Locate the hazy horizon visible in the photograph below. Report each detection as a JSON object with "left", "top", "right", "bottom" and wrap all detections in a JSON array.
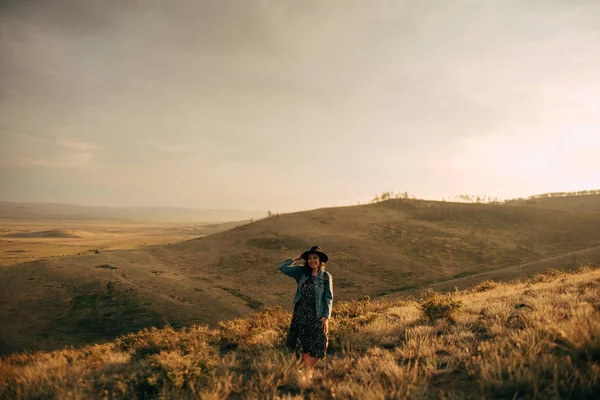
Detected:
[
  {"left": 1, "top": 0, "right": 599, "bottom": 213},
  {"left": 0, "top": 199, "right": 264, "bottom": 212},
  {"left": 2, "top": 187, "right": 600, "bottom": 215}
]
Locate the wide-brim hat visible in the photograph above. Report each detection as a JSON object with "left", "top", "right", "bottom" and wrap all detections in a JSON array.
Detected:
[{"left": 301, "top": 246, "right": 328, "bottom": 263}]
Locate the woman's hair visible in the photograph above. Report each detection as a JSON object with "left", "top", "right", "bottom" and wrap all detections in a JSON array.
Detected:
[{"left": 302, "top": 255, "right": 326, "bottom": 275}]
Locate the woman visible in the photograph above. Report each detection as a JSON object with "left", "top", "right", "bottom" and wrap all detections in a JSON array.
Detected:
[{"left": 279, "top": 246, "right": 333, "bottom": 370}]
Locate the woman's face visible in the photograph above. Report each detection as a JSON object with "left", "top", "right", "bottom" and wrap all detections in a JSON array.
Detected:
[{"left": 307, "top": 253, "right": 321, "bottom": 270}]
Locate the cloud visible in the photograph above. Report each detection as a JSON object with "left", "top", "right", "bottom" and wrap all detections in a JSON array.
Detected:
[
  {"left": 1, "top": 127, "right": 99, "bottom": 150},
  {"left": 143, "top": 138, "right": 197, "bottom": 154},
  {"left": 155, "top": 144, "right": 188, "bottom": 153},
  {"left": 56, "top": 138, "right": 99, "bottom": 150},
  {"left": 0, "top": 126, "right": 101, "bottom": 170},
  {"left": 17, "top": 152, "right": 97, "bottom": 169},
  {"left": 0, "top": 126, "right": 53, "bottom": 143}
]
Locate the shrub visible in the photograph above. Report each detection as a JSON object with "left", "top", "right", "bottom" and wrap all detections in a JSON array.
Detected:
[
  {"left": 419, "top": 290, "right": 462, "bottom": 322},
  {"left": 472, "top": 280, "right": 498, "bottom": 292},
  {"left": 575, "top": 264, "right": 593, "bottom": 274},
  {"left": 215, "top": 307, "right": 289, "bottom": 352},
  {"left": 527, "top": 268, "right": 568, "bottom": 283},
  {"left": 95, "top": 264, "right": 117, "bottom": 270}
]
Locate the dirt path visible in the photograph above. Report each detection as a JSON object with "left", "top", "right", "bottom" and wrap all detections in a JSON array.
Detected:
[{"left": 384, "top": 244, "right": 600, "bottom": 298}]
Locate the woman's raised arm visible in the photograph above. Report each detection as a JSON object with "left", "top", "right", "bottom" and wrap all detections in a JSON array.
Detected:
[{"left": 278, "top": 255, "right": 304, "bottom": 281}]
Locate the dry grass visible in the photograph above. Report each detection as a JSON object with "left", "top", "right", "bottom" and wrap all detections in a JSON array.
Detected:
[{"left": 2, "top": 266, "right": 599, "bottom": 399}]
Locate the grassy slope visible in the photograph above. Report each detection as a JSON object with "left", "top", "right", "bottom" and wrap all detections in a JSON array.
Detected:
[
  {"left": 2, "top": 199, "right": 600, "bottom": 355},
  {"left": 1, "top": 266, "right": 599, "bottom": 399}
]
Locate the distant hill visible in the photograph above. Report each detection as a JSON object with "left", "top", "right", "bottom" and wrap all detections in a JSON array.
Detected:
[
  {"left": 2, "top": 198, "right": 600, "bottom": 354},
  {"left": 0, "top": 201, "right": 265, "bottom": 222},
  {"left": 504, "top": 191, "right": 600, "bottom": 212},
  {"left": 1, "top": 266, "right": 598, "bottom": 399},
  {"left": 4, "top": 229, "right": 82, "bottom": 238}
]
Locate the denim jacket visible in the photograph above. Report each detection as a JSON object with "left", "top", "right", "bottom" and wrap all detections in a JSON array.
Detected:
[{"left": 279, "top": 258, "right": 333, "bottom": 319}]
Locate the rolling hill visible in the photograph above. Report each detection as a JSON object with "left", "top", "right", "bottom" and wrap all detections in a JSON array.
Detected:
[
  {"left": 4, "top": 229, "right": 82, "bottom": 239},
  {"left": 504, "top": 192, "right": 600, "bottom": 212},
  {"left": 2, "top": 198, "right": 600, "bottom": 355}
]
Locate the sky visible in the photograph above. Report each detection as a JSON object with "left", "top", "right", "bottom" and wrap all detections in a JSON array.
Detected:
[{"left": 1, "top": 0, "right": 599, "bottom": 213}]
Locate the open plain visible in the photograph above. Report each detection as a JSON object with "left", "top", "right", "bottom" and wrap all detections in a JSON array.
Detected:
[{"left": 0, "top": 217, "right": 242, "bottom": 267}]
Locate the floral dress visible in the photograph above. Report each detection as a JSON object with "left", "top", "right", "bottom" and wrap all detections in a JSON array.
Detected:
[{"left": 286, "top": 275, "right": 328, "bottom": 358}]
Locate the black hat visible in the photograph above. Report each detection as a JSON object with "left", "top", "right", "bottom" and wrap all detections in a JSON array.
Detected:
[{"left": 301, "top": 246, "right": 328, "bottom": 263}]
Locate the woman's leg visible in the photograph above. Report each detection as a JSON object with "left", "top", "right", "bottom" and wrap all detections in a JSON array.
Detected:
[
  {"left": 287, "top": 310, "right": 301, "bottom": 351},
  {"left": 301, "top": 318, "right": 327, "bottom": 370},
  {"left": 302, "top": 353, "right": 320, "bottom": 370}
]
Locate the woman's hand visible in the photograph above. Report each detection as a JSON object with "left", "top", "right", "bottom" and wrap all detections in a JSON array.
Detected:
[
  {"left": 292, "top": 254, "right": 302, "bottom": 262},
  {"left": 321, "top": 318, "right": 329, "bottom": 335}
]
